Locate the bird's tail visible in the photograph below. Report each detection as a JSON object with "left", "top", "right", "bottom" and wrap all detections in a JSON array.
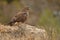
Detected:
[{"left": 7, "top": 21, "right": 15, "bottom": 26}]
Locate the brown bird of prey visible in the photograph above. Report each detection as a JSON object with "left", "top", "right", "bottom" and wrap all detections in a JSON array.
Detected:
[{"left": 8, "top": 7, "right": 30, "bottom": 26}]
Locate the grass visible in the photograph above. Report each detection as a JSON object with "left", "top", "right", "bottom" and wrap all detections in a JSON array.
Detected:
[{"left": 38, "top": 8, "right": 60, "bottom": 40}]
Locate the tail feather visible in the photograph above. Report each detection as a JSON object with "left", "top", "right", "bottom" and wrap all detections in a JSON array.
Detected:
[{"left": 7, "top": 21, "right": 15, "bottom": 26}]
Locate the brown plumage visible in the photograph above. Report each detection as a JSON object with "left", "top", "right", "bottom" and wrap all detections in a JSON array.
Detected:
[{"left": 8, "top": 7, "right": 29, "bottom": 26}]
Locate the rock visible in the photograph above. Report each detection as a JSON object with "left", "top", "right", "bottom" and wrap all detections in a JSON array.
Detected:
[{"left": 0, "top": 23, "right": 48, "bottom": 40}]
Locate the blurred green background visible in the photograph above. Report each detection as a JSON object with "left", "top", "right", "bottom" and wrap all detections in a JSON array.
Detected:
[{"left": 0, "top": 0, "right": 60, "bottom": 40}]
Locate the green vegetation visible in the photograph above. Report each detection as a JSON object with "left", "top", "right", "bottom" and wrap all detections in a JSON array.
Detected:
[{"left": 38, "top": 8, "right": 60, "bottom": 40}]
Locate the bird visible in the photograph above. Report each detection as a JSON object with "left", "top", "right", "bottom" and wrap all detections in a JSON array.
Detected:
[{"left": 8, "top": 7, "right": 30, "bottom": 26}]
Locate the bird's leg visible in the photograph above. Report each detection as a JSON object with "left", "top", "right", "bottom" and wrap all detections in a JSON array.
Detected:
[{"left": 13, "top": 22, "right": 18, "bottom": 26}]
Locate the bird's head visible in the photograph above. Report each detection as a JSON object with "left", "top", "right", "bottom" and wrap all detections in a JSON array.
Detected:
[{"left": 22, "top": 7, "right": 30, "bottom": 12}]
